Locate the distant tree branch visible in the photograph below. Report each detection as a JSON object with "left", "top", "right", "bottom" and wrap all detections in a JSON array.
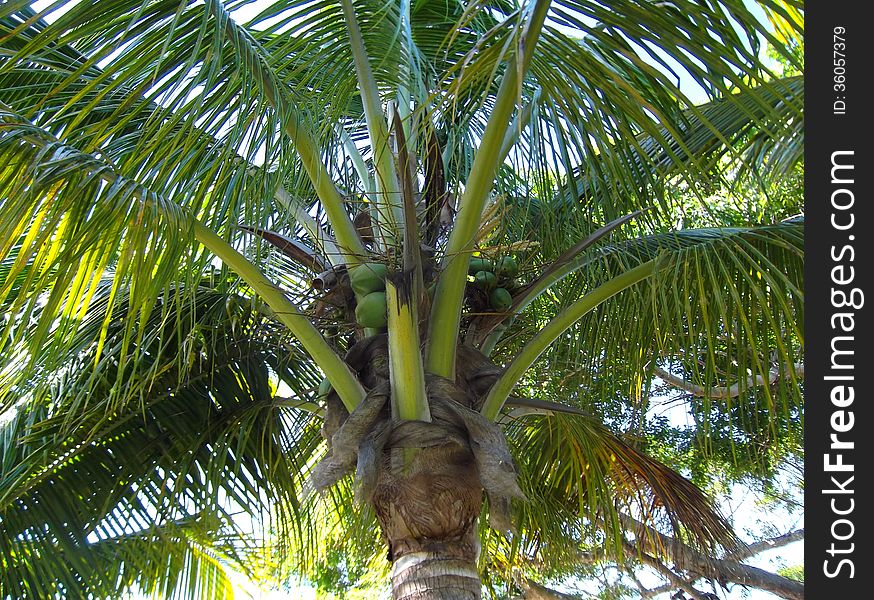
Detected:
[
  {"left": 619, "top": 515, "right": 804, "bottom": 600},
  {"left": 726, "top": 529, "right": 804, "bottom": 562},
  {"left": 639, "top": 581, "right": 683, "bottom": 599},
  {"left": 623, "top": 541, "right": 714, "bottom": 600},
  {"left": 515, "top": 580, "right": 585, "bottom": 599},
  {"left": 653, "top": 363, "right": 804, "bottom": 399}
]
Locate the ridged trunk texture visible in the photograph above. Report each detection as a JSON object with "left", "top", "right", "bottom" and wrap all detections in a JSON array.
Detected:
[
  {"left": 391, "top": 550, "right": 481, "bottom": 600},
  {"left": 372, "top": 442, "right": 483, "bottom": 600}
]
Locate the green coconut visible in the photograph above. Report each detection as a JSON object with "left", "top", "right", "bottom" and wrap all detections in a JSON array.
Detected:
[
  {"left": 495, "top": 256, "right": 518, "bottom": 278},
  {"left": 474, "top": 270, "right": 498, "bottom": 289},
  {"left": 489, "top": 287, "right": 513, "bottom": 311},
  {"left": 349, "top": 262, "right": 388, "bottom": 296},
  {"left": 468, "top": 256, "right": 494, "bottom": 274},
  {"left": 317, "top": 377, "right": 333, "bottom": 400},
  {"left": 355, "top": 291, "right": 388, "bottom": 328}
]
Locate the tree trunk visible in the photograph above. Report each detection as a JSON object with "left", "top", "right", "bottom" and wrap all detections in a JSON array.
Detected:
[
  {"left": 372, "top": 440, "right": 484, "bottom": 600},
  {"left": 317, "top": 339, "right": 520, "bottom": 599},
  {"left": 391, "top": 548, "right": 481, "bottom": 600}
]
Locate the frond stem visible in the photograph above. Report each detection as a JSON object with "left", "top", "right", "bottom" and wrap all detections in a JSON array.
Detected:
[
  {"left": 273, "top": 186, "right": 342, "bottom": 266},
  {"left": 339, "top": 0, "right": 403, "bottom": 243},
  {"left": 426, "top": 0, "right": 552, "bottom": 378},
  {"left": 386, "top": 275, "right": 430, "bottom": 421},
  {"left": 192, "top": 224, "right": 365, "bottom": 410},
  {"left": 480, "top": 260, "right": 658, "bottom": 420},
  {"left": 2, "top": 112, "right": 366, "bottom": 411},
  {"left": 205, "top": 0, "right": 366, "bottom": 266}
]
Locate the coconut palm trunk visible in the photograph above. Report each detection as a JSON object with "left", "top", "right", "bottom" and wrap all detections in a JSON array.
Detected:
[
  {"left": 0, "top": 0, "right": 805, "bottom": 597},
  {"left": 313, "top": 336, "right": 518, "bottom": 599},
  {"left": 375, "top": 440, "right": 484, "bottom": 600}
]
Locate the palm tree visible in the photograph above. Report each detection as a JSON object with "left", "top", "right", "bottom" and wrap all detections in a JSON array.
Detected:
[{"left": 0, "top": 0, "right": 803, "bottom": 598}]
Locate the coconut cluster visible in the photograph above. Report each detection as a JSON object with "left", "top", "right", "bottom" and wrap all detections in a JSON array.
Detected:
[
  {"left": 346, "top": 254, "right": 519, "bottom": 329},
  {"left": 467, "top": 255, "right": 518, "bottom": 311},
  {"left": 349, "top": 262, "right": 389, "bottom": 328}
]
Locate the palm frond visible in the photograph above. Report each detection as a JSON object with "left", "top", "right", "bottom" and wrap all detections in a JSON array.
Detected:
[
  {"left": 0, "top": 282, "right": 334, "bottom": 598},
  {"left": 497, "top": 219, "right": 803, "bottom": 458},
  {"left": 2, "top": 513, "right": 241, "bottom": 600},
  {"left": 436, "top": 1, "right": 803, "bottom": 223},
  {"left": 495, "top": 412, "right": 737, "bottom": 572}
]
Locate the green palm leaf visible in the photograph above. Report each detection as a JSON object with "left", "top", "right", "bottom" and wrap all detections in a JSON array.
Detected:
[
  {"left": 0, "top": 282, "right": 332, "bottom": 597},
  {"left": 495, "top": 219, "right": 803, "bottom": 456}
]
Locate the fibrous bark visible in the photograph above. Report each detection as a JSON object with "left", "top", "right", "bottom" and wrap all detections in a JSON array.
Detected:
[{"left": 310, "top": 337, "right": 524, "bottom": 600}]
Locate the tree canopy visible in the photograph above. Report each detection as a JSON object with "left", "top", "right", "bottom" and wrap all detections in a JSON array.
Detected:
[{"left": 0, "top": 0, "right": 803, "bottom": 598}]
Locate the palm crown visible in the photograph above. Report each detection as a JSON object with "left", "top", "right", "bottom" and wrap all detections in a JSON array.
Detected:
[{"left": 0, "top": 0, "right": 803, "bottom": 598}]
